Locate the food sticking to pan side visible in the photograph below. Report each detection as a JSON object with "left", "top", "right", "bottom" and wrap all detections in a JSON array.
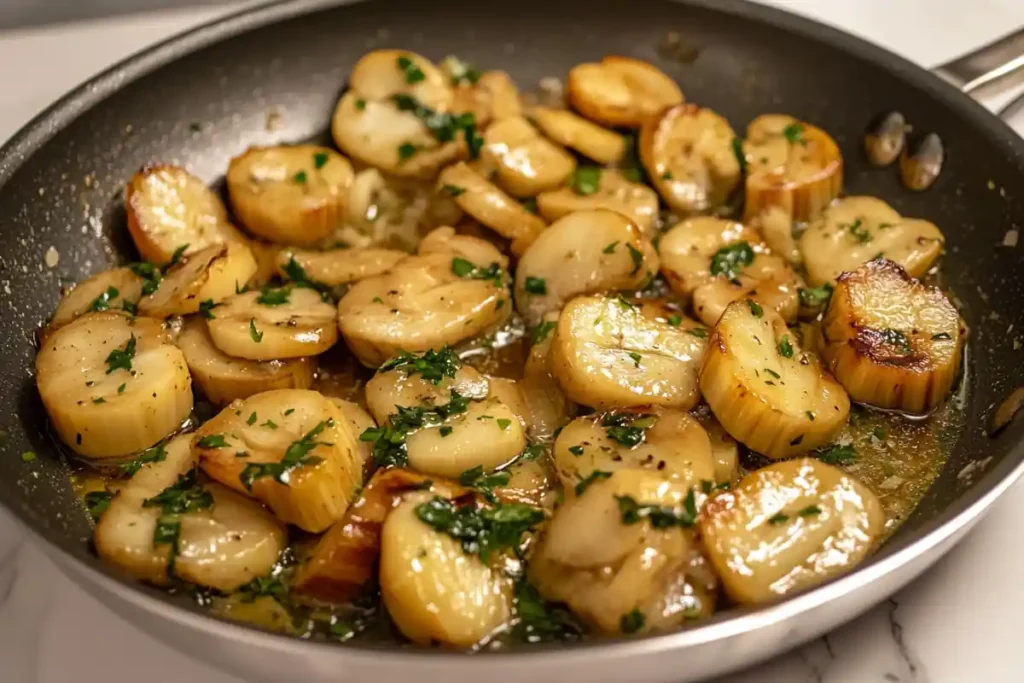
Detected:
[{"left": 38, "top": 50, "right": 967, "bottom": 647}]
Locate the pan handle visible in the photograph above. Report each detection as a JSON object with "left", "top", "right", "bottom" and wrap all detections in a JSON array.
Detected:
[{"left": 934, "top": 28, "right": 1024, "bottom": 98}]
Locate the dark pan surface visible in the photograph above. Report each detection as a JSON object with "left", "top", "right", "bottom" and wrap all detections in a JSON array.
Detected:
[{"left": 1, "top": 0, "right": 1024, "bottom": 653}]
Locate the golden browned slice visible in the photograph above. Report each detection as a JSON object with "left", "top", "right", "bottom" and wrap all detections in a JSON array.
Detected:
[
  {"left": 36, "top": 311, "right": 192, "bottom": 460},
  {"left": 138, "top": 242, "right": 257, "bottom": 318},
  {"left": 125, "top": 165, "right": 247, "bottom": 265},
  {"left": 207, "top": 287, "right": 338, "bottom": 361},
  {"left": 640, "top": 104, "right": 741, "bottom": 215},
  {"left": 530, "top": 106, "right": 627, "bottom": 164},
  {"left": 177, "top": 317, "right": 315, "bottom": 406},
  {"left": 95, "top": 434, "right": 285, "bottom": 590},
  {"left": 276, "top": 247, "right": 406, "bottom": 288},
  {"left": 520, "top": 311, "right": 578, "bottom": 441},
  {"left": 195, "top": 389, "right": 362, "bottom": 533},
  {"left": 552, "top": 408, "right": 715, "bottom": 497},
  {"left": 700, "top": 300, "right": 850, "bottom": 459},
  {"left": 821, "top": 258, "right": 965, "bottom": 414},
  {"left": 514, "top": 209, "right": 658, "bottom": 325},
  {"left": 567, "top": 56, "right": 684, "bottom": 128},
  {"left": 480, "top": 116, "right": 577, "bottom": 197},
  {"left": 349, "top": 49, "right": 454, "bottom": 111},
  {"left": 292, "top": 468, "right": 462, "bottom": 605},
  {"left": 436, "top": 161, "right": 547, "bottom": 255},
  {"left": 47, "top": 267, "right": 144, "bottom": 333},
  {"left": 658, "top": 216, "right": 802, "bottom": 326},
  {"left": 799, "top": 196, "right": 945, "bottom": 286},
  {"left": 535, "top": 168, "right": 659, "bottom": 235},
  {"left": 226, "top": 145, "right": 354, "bottom": 246},
  {"left": 446, "top": 67, "right": 523, "bottom": 126},
  {"left": 700, "top": 458, "right": 884, "bottom": 605},
  {"left": 550, "top": 295, "right": 707, "bottom": 410},
  {"left": 741, "top": 114, "right": 843, "bottom": 242},
  {"left": 530, "top": 469, "right": 717, "bottom": 634},
  {"left": 337, "top": 245, "right": 510, "bottom": 367},
  {"left": 691, "top": 405, "right": 740, "bottom": 486},
  {"left": 380, "top": 494, "right": 513, "bottom": 646}
]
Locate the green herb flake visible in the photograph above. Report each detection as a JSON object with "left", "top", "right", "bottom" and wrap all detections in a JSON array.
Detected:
[
  {"left": 292, "top": 170, "right": 308, "bottom": 184},
  {"left": 441, "top": 184, "right": 466, "bottom": 197},
  {"left": 602, "top": 241, "right": 619, "bottom": 254},
  {"left": 687, "top": 327, "right": 707, "bottom": 338},
  {"left": 747, "top": 299, "right": 764, "bottom": 318},
  {"left": 391, "top": 94, "right": 483, "bottom": 159},
  {"left": 616, "top": 491, "right": 698, "bottom": 528},
  {"left": 768, "top": 512, "right": 789, "bottom": 525},
  {"left": 844, "top": 218, "right": 872, "bottom": 244},
  {"left": 331, "top": 621, "right": 355, "bottom": 641},
  {"left": 119, "top": 443, "right": 167, "bottom": 476},
  {"left": 240, "top": 421, "right": 330, "bottom": 489},
  {"left": 497, "top": 418, "right": 512, "bottom": 430},
  {"left": 778, "top": 335, "right": 794, "bottom": 358},
  {"left": 439, "top": 425, "right": 453, "bottom": 437},
  {"left": 142, "top": 469, "right": 213, "bottom": 575},
  {"left": 512, "top": 578, "right": 581, "bottom": 643},
  {"left": 458, "top": 465, "right": 511, "bottom": 503},
  {"left": 627, "top": 351, "right": 642, "bottom": 368},
  {"left": 602, "top": 412, "right": 657, "bottom": 447},
  {"left": 84, "top": 490, "right": 113, "bottom": 522},
  {"left": 362, "top": 390, "right": 474, "bottom": 468},
  {"left": 524, "top": 276, "right": 547, "bottom": 295},
  {"left": 313, "top": 152, "right": 329, "bottom": 169},
  {"left": 92, "top": 397, "right": 106, "bottom": 404},
  {"left": 799, "top": 505, "right": 822, "bottom": 517},
  {"left": 414, "top": 495, "right": 543, "bottom": 561},
  {"left": 128, "top": 261, "right": 162, "bottom": 296},
  {"left": 799, "top": 283, "right": 834, "bottom": 308},
  {"left": 88, "top": 285, "right": 120, "bottom": 312},
  {"left": 198, "top": 299, "right": 219, "bottom": 319},
  {"left": 568, "top": 445, "right": 584, "bottom": 456},
  {"left": 660, "top": 171, "right": 674, "bottom": 180},
  {"left": 572, "top": 166, "right": 602, "bottom": 196},
  {"left": 105, "top": 334, "right": 137, "bottom": 374},
  {"left": 355, "top": 98, "right": 367, "bottom": 111},
  {"left": 198, "top": 434, "right": 230, "bottom": 449},
  {"left": 117, "top": 383, "right": 126, "bottom": 394},
  {"left": 667, "top": 314, "right": 682, "bottom": 327},
  {"left": 449, "top": 258, "right": 504, "bottom": 286},
  {"left": 21, "top": 451, "right": 36, "bottom": 462},
  {"left": 256, "top": 286, "right": 291, "bottom": 307},
  {"left": 731, "top": 137, "right": 747, "bottom": 173},
  {"left": 168, "top": 244, "right": 189, "bottom": 267},
  {"left": 879, "top": 328, "right": 912, "bottom": 354},
  {"left": 620, "top": 609, "right": 646, "bottom": 634},
  {"left": 260, "top": 419, "right": 278, "bottom": 430},
  {"left": 806, "top": 410, "right": 816, "bottom": 422},
  {"left": 397, "top": 54, "right": 426, "bottom": 84},
  {"left": 574, "top": 470, "right": 612, "bottom": 496},
  {"left": 397, "top": 142, "right": 418, "bottom": 161},
  {"left": 445, "top": 55, "right": 481, "bottom": 85},
  {"left": 531, "top": 320, "right": 557, "bottom": 345},
  {"left": 249, "top": 319, "right": 264, "bottom": 343},
  {"left": 379, "top": 346, "right": 461, "bottom": 385},
  {"left": 626, "top": 243, "right": 643, "bottom": 275},
  {"left": 782, "top": 123, "right": 805, "bottom": 144},
  {"left": 709, "top": 242, "right": 755, "bottom": 280},
  {"left": 816, "top": 443, "right": 857, "bottom": 465}
]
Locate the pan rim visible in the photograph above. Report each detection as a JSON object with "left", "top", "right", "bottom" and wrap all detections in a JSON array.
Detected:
[{"left": 2, "top": 0, "right": 1024, "bottom": 663}]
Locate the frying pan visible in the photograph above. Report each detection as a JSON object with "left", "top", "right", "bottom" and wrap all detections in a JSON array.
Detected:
[{"left": 1, "top": 0, "right": 1023, "bottom": 681}]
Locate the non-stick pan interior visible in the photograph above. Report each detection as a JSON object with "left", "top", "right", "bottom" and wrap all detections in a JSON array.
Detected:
[{"left": 1, "top": 0, "right": 1023, "bottom": 644}]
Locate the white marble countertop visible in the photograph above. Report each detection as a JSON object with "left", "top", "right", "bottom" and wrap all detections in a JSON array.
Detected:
[{"left": 3, "top": 1, "right": 1024, "bottom": 682}]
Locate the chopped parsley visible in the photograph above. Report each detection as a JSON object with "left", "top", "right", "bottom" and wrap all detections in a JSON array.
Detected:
[
  {"left": 439, "top": 426, "right": 453, "bottom": 437},
  {"left": 414, "top": 495, "right": 544, "bottom": 562},
  {"left": 142, "top": 469, "right": 213, "bottom": 575},
  {"left": 88, "top": 286, "right": 120, "bottom": 312},
  {"left": 747, "top": 299, "right": 764, "bottom": 317},
  {"left": 237, "top": 574, "right": 288, "bottom": 603},
  {"left": 616, "top": 490, "right": 698, "bottom": 528},
  {"left": 249, "top": 319, "right": 264, "bottom": 343},
  {"left": 355, "top": 98, "right": 367, "bottom": 111},
  {"left": 768, "top": 512, "right": 789, "bottom": 525},
  {"left": 397, "top": 54, "right": 426, "bottom": 84},
  {"left": 667, "top": 314, "right": 682, "bottom": 327},
  {"left": 574, "top": 470, "right": 612, "bottom": 496},
  {"left": 816, "top": 443, "right": 857, "bottom": 465},
  {"left": 459, "top": 465, "right": 511, "bottom": 504},
  {"left": 168, "top": 244, "right": 189, "bottom": 267},
  {"left": 84, "top": 490, "right": 113, "bottom": 522},
  {"left": 620, "top": 609, "right": 646, "bottom": 634},
  {"left": 512, "top": 578, "right": 581, "bottom": 643},
  {"left": 397, "top": 142, "right": 418, "bottom": 161},
  {"left": 379, "top": 346, "right": 460, "bottom": 385},
  {"left": 119, "top": 443, "right": 168, "bottom": 476},
  {"left": 778, "top": 335, "right": 794, "bottom": 358},
  {"left": 239, "top": 420, "right": 330, "bottom": 489},
  {"left": 568, "top": 445, "right": 584, "bottom": 456},
  {"left": 731, "top": 137, "right": 747, "bottom": 173},
  {"left": 198, "top": 299, "right": 219, "bottom": 319},
  {"left": 530, "top": 320, "right": 557, "bottom": 344},
  {"left": 391, "top": 94, "right": 483, "bottom": 159},
  {"left": 709, "top": 242, "right": 755, "bottom": 280},
  {"left": 497, "top": 418, "right": 511, "bottom": 430},
  {"left": 313, "top": 152, "right": 329, "bottom": 169},
  {"left": 602, "top": 241, "right": 619, "bottom": 254},
  {"left": 524, "top": 276, "right": 547, "bottom": 295},
  {"left": 602, "top": 413, "right": 657, "bottom": 447},
  {"left": 449, "top": 257, "right": 504, "bottom": 286},
  {"left": 128, "top": 261, "right": 162, "bottom": 296},
  {"left": 280, "top": 256, "right": 331, "bottom": 299},
  {"left": 256, "top": 286, "right": 291, "bottom": 306},
  {"left": 441, "top": 184, "right": 466, "bottom": 197},
  {"left": 845, "top": 218, "right": 872, "bottom": 244},
  {"left": 260, "top": 419, "right": 278, "bottom": 430},
  {"left": 247, "top": 412, "right": 258, "bottom": 426},
  {"left": 626, "top": 243, "right": 643, "bottom": 275},
  {"left": 292, "top": 170, "right": 308, "bottom": 184},
  {"left": 361, "top": 391, "right": 474, "bottom": 468},
  {"left": 572, "top": 166, "right": 602, "bottom": 195},
  {"left": 782, "top": 122, "right": 805, "bottom": 144},
  {"left": 92, "top": 397, "right": 106, "bottom": 404},
  {"left": 799, "top": 504, "right": 822, "bottom": 517},
  {"left": 799, "top": 283, "right": 833, "bottom": 308},
  {"left": 197, "top": 434, "right": 230, "bottom": 448},
  {"left": 627, "top": 351, "right": 642, "bottom": 368},
  {"left": 445, "top": 55, "right": 481, "bottom": 85},
  {"left": 20, "top": 451, "right": 36, "bottom": 462},
  {"left": 688, "top": 327, "right": 707, "bottom": 338},
  {"left": 105, "top": 334, "right": 136, "bottom": 374},
  {"left": 879, "top": 328, "right": 912, "bottom": 354}
]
